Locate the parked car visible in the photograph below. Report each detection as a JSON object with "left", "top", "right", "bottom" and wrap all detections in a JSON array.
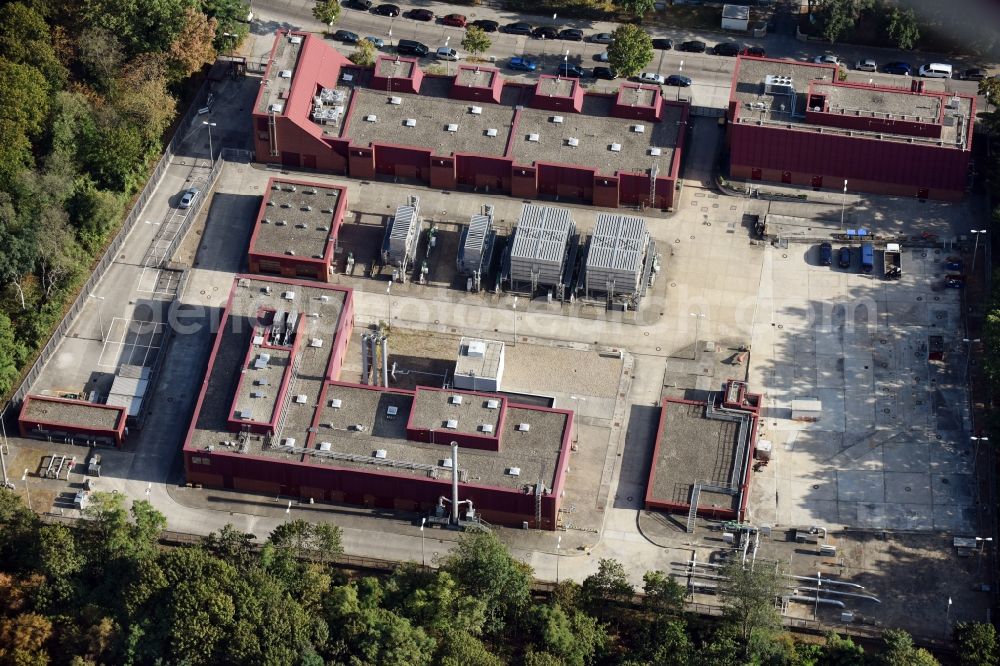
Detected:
[
  {"left": 442, "top": 13, "right": 467, "bottom": 27},
  {"left": 595, "top": 51, "right": 609, "bottom": 62},
  {"left": 945, "top": 259, "right": 963, "bottom": 271},
  {"left": 819, "top": 242, "right": 833, "bottom": 266},
  {"left": 470, "top": 19, "right": 498, "bottom": 32},
  {"left": 639, "top": 72, "right": 666, "bottom": 84},
  {"left": 333, "top": 29, "right": 359, "bottom": 44},
  {"left": 557, "top": 63, "right": 586, "bottom": 78},
  {"left": 678, "top": 40, "right": 706, "bottom": 53},
  {"left": 436, "top": 47, "right": 460, "bottom": 61},
  {"left": 813, "top": 54, "right": 839, "bottom": 65},
  {"left": 179, "top": 188, "right": 200, "bottom": 209},
  {"left": 373, "top": 3, "right": 400, "bottom": 16},
  {"left": 408, "top": 8, "right": 434, "bottom": 21},
  {"left": 883, "top": 61, "right": 912, "bottom": 75},
  {"left": 665, "top": 74, "right": 691, "bottom": 87},
  {"left": 364, "top": 36, "right": 385, "bottom": 48},
  {"left": 838, "top": 247, "right": 852, "bottom": 269},
  {"left": 961, "top": 67, "right": 989, "bottom": 81},
  {"left": 532, "top": 26, "right": 558, "bottom": 39},
  {"left": 855, "top": 59, "right": 877, "bottom": 72},
  {"left": 344, "top": 0, "right": 372, "bottom": 9},
  {"left": 945, "top": 274, "right": 966, "bottom": 288},
  {"left": 503, "top": 22, "right": 533, "bottom": 35},
  {"left": 742, "top": 45, "right": 765, "bottom": 56},
  {"left": 508, "top": 56, "right": 537, "bottom": 71},
  {"left": 396, "top": 39, "right": 429, "bottom": 57},
  {"left": 919, "top": 62, "right": 953, "bottom": 78},
  {"left": 713, "top": 42, "right": 740, "bottom": 57},
  {"left": 591, "top": 32, "right": 615, "bottom": 44},
  {"left": 559, "top": 28, "right": 584, "bottom": 41},
  {"left": 652, "top": 38, "right": 673, "bottom": 50},
  {"left": 593, "top": 66, "right": 617, "bottom": 80}
]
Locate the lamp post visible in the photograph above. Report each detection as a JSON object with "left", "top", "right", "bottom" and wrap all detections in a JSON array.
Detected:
[
  {"left": 689, "top": 312, "right": 706, "bottom": 360},
  {"left": 555, "top": 534, "right": 562, "bottom": 584},
  {"left": 0, "top": 415, "right": 10, "bottom": 489},
  {"left": 202, "top": 121, "right": 217, "bottom": 164},
  {"left": 963, "top": 337, "right": 980, "bottom": 385},
  {"left": 971, "top": 229, "right": 987, "bottom": 273},
  {"left": 512, "top": 297, "right": 518, "bottom": 347},
  {"left": 88, "top": 295, "right": 106, "bottom": 341},
  {"left": 20, "top": 469, "right": 31, "bottom": 511},
  {"left": 420, "top": 517, "right": 427, "bottom": 567},
  {"left": 570, "top": 395, "right": 585, "bottom": 445},
  {"left": 972, "top": 435, "right": 989, "bottom": 476},
  {"left": 840, "top": 179, "right": 848, "bottom": 230},
  {"left": 444, "top": 36, "right": 451, "bottom": 76},
  {"left": 385, "top": 281, "right": 392, "bottom": 327},
  {"left": 388, "top": 26, "right": 393, "bottom": 49}
]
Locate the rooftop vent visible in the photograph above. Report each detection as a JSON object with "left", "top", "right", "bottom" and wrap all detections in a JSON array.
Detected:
[
  {"left": 648, "top": 147, "right": 662, "bottom": 156},
  {"left": 374, "top": 449, "right": 388, "bottom": 459},
  {"left": 404, "top": 118, "right": 416, "bottom": 127},
  {"left": 441, "top": 458, "right": 453, "bottom": 468},
  {"left": 289, "top": 35, "right": 303, "bottom": 45},
  {"left": 609, "top": 143, "right": 622, "bottom": 152},
  {"left": 294, "top": 394, "right": 307, "bottom": 404},
  {"left": 365, "top": 114, "right": 378, "bottom": 122},
  {"left": 486, "top": 128, "right": 498, "bottom": 137},
  {"left": 279, "top": 70, "right": 292, "bottom": 78},
  {"left": 486, "top": 399, "right": 500, "bottom": 409},
  {"left": 342, "top": 73, "right": 353, "bottom": 82},
  {"left": 275, "top": 219, "right": 287, "bottom": 226},
  {"left": 285, "top": 250, "right": 296, "bottom": 256},
  {"left": 527, "top": 133, "right": 540, "bottom": 142},
  {"left": 507, "top": 467, "right": 522, "bottom": 477},
  {"left": 250, "top": 391, "right": 265, "bottom": 399},
  {"left": 318, "top": 441, "right": 332, "bottom": 452},
  {"left": 450, "top": 395, "right": 464, "bottom": 405},
  {"left": 446, "top": 123, "right": 459, "bottom": 132},
  {"left": 280, "top": 437, "right": 296, "bottom": 448},
  {"left": 254, "top": 379, "right": 270, "bottom": 386},
  {"left": 446, "top": 419, "right": 458, "bottom": 429},
  {"left": 480, "top": 424, "right": 494, "bottom": 433},
  {"left": 632, "top": 124, "right": 645, "bottom": 133},
  {"left": 386, "top": 405, "right": 399, "bottom": 418},
  {"left": 309, "top": 338, "right": 323, "bottom": 348},
  {"left": 566, "top": 137, "right": 579, "bottom": 147},
  {"left": 470, "top": 106, "right": 483, "bottom": 114},
  {"left": 268, "top": 103, "right": 284, "bottom": 113},
  {"left": 329, "top": 398, "right": 343, "bottom": 408},
  {"left": 390, "top": 96, "right": 402, "bottom": 105},
  {"left": 516, "top": 423, "right": 531, "bottom": 432},
  {"left": 551, "top": 115, "right": 564, "bottom": 123},
  {"left": 282, "top": 290, "right": 296, "bottom": 300},
  {"left": 236, "top": 409, "right": 253, "bottom": 420}
]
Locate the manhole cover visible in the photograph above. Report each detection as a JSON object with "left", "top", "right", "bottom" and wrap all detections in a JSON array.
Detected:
[
  {"left": 656, "top": 346, "right": 661, "bottom": 351},
  {"left": 627, "top": 496, "right": 633, "bottom": 502},
  {"left": 689, "top": 235, "right": 695, "bottom": 239},
  {"left": 670, "top": 282, "right": 676, "bottom": 287},
  {"left": 812, "top": 484, "right": 819, "bottom": 490},
  {"left": 917, "top": 296, "right": 923, "bottom": 301},
  {"left": 934, "top": 296, "right": 940, "bottom": 301},
  {"left": 922, "top": 252, "right": 927, "bottom": 258},
  {"left": 782, "top": 254, "right": 787, "bottom": 258},
  {"left": 674, "top": 239, "right": 680, "bottom": 243},
  {"left": 941, "top": 478, "right": 950, "bottom": 485},
  {"left": 777, "top": 324, "right": 783, "bottom": 329},
  {"left": 905, "top": 486, "right": 912, "bottom": 492},
  {"left": 644, "top": 332, "right": 649, "bottom": 336},
  {"left": 200, "top": 290, "right": 206, "bottom": 295}
]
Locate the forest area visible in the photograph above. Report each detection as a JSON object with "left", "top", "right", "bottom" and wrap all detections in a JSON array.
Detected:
[
  {"left": 0, "top": 0, "right": 249, "bottom": 399},
  {"left": 1, "top": 489, "right": 997, "bottom": 665}
]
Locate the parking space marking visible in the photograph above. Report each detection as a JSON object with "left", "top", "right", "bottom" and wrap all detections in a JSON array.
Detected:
[{"left": 98, "top": 317, "right": 166, "bottom": 369}]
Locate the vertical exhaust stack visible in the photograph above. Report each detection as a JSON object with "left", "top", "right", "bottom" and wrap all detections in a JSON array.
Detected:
[
  {"left": 360, "top": 334, "right": 370, "bottom": 385},
  {"left": 451, "top": 441, "right": 459, "bottom": 524},
  {"left": 381, "top": 336, "right": 390, "bottom": 387}
]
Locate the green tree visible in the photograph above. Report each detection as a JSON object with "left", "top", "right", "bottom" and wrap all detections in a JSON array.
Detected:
[
  {"left": 0, "top": 60, "right": 51, "bottom": 139},
  {"left": 202, "top": 524, "right": 257, "bottom": 568},
  {"left": 880, "top": 628, "right": 940, "bottom": 666},
  {"left": 719, "top": 562, "right": 783, "bottom": 661},
  {"left": 581, "top": 558, "right": 634, "bottom": 616},
  {"left": 886, "top": 7, "right": 920, "bottom": 50},
  {"left": 166, "top": 7, "right": 217, "bottom": 81},
  {"left": 80, "top": 116, "right": 148, "bottom": 191},
  {"left": 443, "top": 529, "right": 532, "bottom": 637},
  {"left": 822, "top": 631, "right": 866, "bottom": 665},
  {"left": 614, "top": 0, "right": 655, "bottom": 18},
  {"left": 438, "top": 629, "right": 503, "bottom": 666},
  {"left": 0, "top": 2, "right": 67, "bottom": 89},
  {"left": 462, "top": 26, "right": 491, "bottom": 57},
  {"left": 528, "top": 604, "right": 606, "bottom": 666},
  {"left": 67, "top": 177, "right": 123, "bottom": 251},
  {"left": 642, "top": 569, "right": 685, "bottom": 617},
  {"left": 350, "top": 38, "right": 378, "bottom": 67},
  {"left": 955, "top": 622, "right": 998, "bottom": 666},
  {"left": 266, "top": 519, "right": 343, "bottom": 563},
  {"left": 648, "top": 619, "right": 692, "bottom": 665},
  {"left": 75, "top": 27, "right": 125, "bottom": 91},
  {"left": 818, "top": 0, "right": 854, "bottom": 43},
  {"left": 0, "top": 312, "right": 27, "bottom": 396},
  {"left": 313, "top": 0, "right": 341, "bottom": 27},
  {"left": 200, "top": 0, "right": 250, "bottom": 50},
  {"left": 0, "top": 489, "right": 38, "bottom": 571},
  {"left": 397, "top": 571, "right": 487, "bottom": 637},
  {"left": 80, "top": 0, "right": 198, "bottom": 56},
  {"left": 606, "top": 25, "right": 653, "bottom": 79}
]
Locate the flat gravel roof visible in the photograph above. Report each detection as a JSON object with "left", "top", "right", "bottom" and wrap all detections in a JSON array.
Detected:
[
  {"left": 409, "top": 388, "right": 503, "bottom": 437},
  {"left": 252, "top": 182, "right": 342, "bottom": 259},
  {"left": 22, "top": 397, "right": 122, "bottom": 430}
]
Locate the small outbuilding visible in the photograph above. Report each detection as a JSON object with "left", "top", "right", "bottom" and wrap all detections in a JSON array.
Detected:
[{"left": 722, "top": 4, "right": 750, "bottom": 31}]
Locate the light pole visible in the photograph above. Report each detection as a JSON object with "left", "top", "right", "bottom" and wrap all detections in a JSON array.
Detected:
[
  {"left": 975, "top": 536, "right": 993, "bottom": 577},
  {"left": 388, "top": 26, "right": 393, "bottom": 49},
  {"left": 839, "top": 179, "right": 848, "bottom": 230},
  {"left": 689, "top": 312, "right": 706, "bottom": 360},
  {"left": 88, "top": 295, "right": 106, "bottom": 341},
  {"left": 570, "top": 395, "right": 586, "bottom": 445},
  {"left": 385, "top": 281, "right": 392, "bottom": 327},
  {"left": 20, "top": 469, "right": 31, "bottom": 511},
  {"left": 202, "top": 121, "right": 217, "bottom": 163},
  {"left": 963, "top": 338, "right": 980, "bottom": 385},
  {"left": 972, "top": 435, "right": 989, "bottom": 475},
  {"left": 420, "top": 517, "right": 427, "bottom": 567},
  {"left": 512, "top": 297, "right": 518, "bottom": 347},
  {"left": 0, "top": 414, "right": 10, "bottom": 489},
  {"left": 971, "top": 229, "right": 987, "bottom": 273},
  {"left": 444, "top": 36, "right": 451, "bottom": 76},
  {"left": 555, "top": 534, "right": 562, "bottom": 584}
]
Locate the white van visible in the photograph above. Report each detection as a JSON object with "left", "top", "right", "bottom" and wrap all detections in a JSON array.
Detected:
[{"left": 918, "top": 63, "right": 953, "bottom": 78}]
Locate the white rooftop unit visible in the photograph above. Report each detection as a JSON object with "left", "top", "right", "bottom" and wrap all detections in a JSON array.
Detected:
[
  {"left": 456, "top": 208, "right": 495, "bottom": 275},
  {"left": 383, "top": 195, "right": 421, "bottom": 266},
  {"left": 508, "top": 204, "right": 575, "bottom": 288},
  {"left": 454, "top": 337, "right": 505, "bottom": 392},
  {"left": 584, "top": 213, "right": 650, "bottom": 298},
  {"left": 764, "top": 74, "right": 795, "bottom": 97}
]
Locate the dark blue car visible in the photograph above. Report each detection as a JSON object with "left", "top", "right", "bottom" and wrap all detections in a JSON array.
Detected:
[
  {"left": 508, "top": 56, "right": 537, "bottom": 72},
  {"left": 883, "top": 61, "right": 912, "bottom": 75}
]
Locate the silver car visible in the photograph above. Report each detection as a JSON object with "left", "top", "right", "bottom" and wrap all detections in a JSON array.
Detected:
[
  {"left": 855, "top": 58, "right": 877, "bottom": 72},
  {"left": 179, "top": 188, "right": 200, "bottom": 209},
  {"left": 639, "top": 72, "right": 665, "bottom": 84}
]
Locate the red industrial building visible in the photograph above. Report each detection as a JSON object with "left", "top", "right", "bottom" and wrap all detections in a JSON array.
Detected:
[
  {"left": 645, "top": 380, "right": 761, "bottom": 522},
  {"left": 253, "top": 30, "right": 687, "bottom": 210},
  {"left": 18, "top": 395, "right": 129, "bottom": 447},
  {"left": 727, "top": 56, "right": 974, "bottom": 201},
  {"left": 183, "top": 274, "right": 573, "bottom": 529},
  {"left": 247, "top": 178, "right": 348, "bottom": 282}
]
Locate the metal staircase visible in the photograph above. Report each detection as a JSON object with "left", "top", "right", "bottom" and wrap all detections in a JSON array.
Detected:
[{"left": 686, "top": 483, "right": 702, "bottom": 533}]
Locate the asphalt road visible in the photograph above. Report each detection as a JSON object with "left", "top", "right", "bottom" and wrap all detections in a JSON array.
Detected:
[{"left": 250, "top": 0, "right": 986, "bottom": 110}]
